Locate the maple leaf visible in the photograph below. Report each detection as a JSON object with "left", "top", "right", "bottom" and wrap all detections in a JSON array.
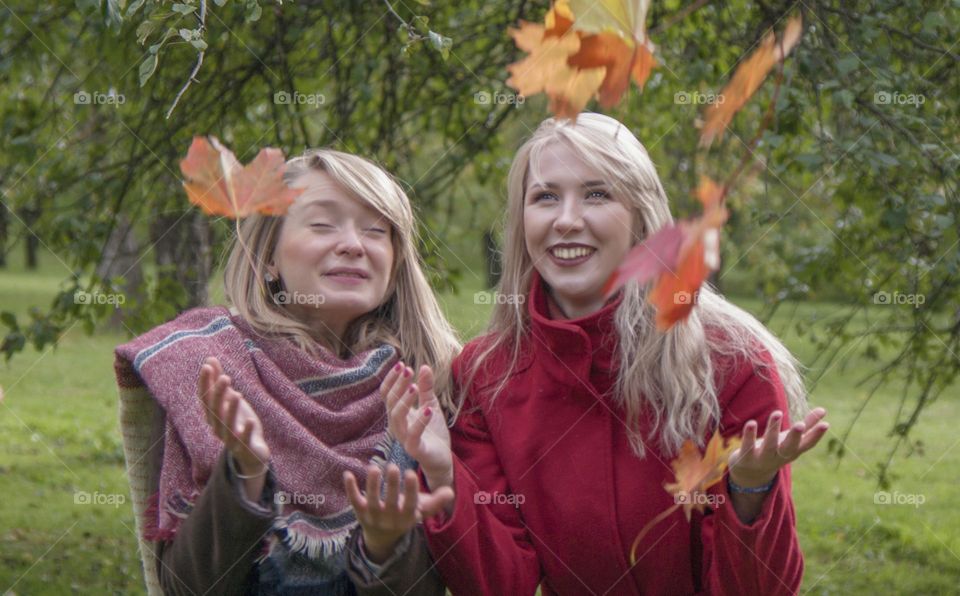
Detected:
[
  {"left": 700, "top": 16, "right": 803, "bottom": 147},
  {"left": 506, "top": 4, "right": 605, "bottom": 119},
  {"left": 604, "top": 176, "right": 727, "bottom": 330},
  {"left": 506, "top": 0, "right": 655, "bottom": 117},
  {"left": 664, "top": 430, "right": 740, "bottom": 522},
  {"left": 180, "top": 136, "right": 303, "bottom": 219},
  {"left": 567, "top": 0, "right": 656, "bottom": 106}
]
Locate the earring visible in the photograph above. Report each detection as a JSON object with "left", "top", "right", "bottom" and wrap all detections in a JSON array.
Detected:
[{"left": 264, "top": 272, "right": 284, "bottom": 297}]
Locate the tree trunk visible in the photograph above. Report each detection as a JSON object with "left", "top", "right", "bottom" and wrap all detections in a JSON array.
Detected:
[{"left": 150, "top": 210, "right": 212, "bottom": 310}]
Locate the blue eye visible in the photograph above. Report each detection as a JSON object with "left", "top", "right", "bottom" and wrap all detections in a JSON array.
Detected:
[
  {"left": 534, "top": 192, "right": 558, "bottom": 202},
  {"left": 587, "top": 190, "right": 610, "bottom": 200}
]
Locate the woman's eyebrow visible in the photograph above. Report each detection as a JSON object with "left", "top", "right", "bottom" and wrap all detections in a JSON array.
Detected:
[{"left": 528, "top": 180, "right": 607, "bottom": 191}]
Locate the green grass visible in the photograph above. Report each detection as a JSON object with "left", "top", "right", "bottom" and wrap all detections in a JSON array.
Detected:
[{"left": 1, "top": 261, "right": 959, "bottom": 594}]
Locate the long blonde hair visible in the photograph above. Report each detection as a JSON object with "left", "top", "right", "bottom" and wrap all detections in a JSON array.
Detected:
[
  {"left": 468, "top": 113, "right": 807, "bottom": 457},
  {"left": 223, "top": 149, "right": 461, "bottom": 411}
]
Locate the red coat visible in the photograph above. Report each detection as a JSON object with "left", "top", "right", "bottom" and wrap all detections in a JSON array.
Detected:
[{"left": 423, "top": 273, "right": 804, "bottom": 595}]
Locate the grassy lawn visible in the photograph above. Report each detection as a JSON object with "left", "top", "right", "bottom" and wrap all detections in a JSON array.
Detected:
[{"left": 1, "top": 257, "right": 958, "bottom": 594}]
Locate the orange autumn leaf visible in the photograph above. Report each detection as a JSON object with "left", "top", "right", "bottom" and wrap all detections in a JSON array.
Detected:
[
  {"left": 700, "top": 15, "right": 803, "bottom": 147},
  {"left": 507, "top": 0, "right": 655, "bottom": 118},
  {"left": 180, "top": 136, "right": 303, "bottom": 219},
  {"left": 506, "top": 19, "right": 605, "bottom": 119},
  {"left": 664, "top": 430, "right": 741, "bottom": 521}
]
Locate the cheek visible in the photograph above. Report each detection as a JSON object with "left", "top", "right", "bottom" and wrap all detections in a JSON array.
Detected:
[{"left": 523, "top": 210, "right": 548, "bottom": 252}]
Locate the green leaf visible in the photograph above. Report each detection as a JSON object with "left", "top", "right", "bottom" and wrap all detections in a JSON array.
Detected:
[
  {"left": 0, "top": 312, "right": 17, "bottom": 329},
  {"left": 190, "top": 38, "right": 208, "bottom": 51},
  {"left": 836, "top": 55, "right": 859, "bottom": 76},
  {"left": 139, "top": 53, "right": 158, "bottom": 87},
  {"left": 246, "top": 1, "right": 262, "bottom": 22},
  {"left": 428, "top": 31, "right": 452, "bottom": 60},
  {"left": 136, "top": 19, "right": 159, "bottom": 44},
  {"left": 126, "top": 0, "right": 148, "bottom": 17},
  {"left": 172, "top": 3, "right": 198, "bottom": 15}
]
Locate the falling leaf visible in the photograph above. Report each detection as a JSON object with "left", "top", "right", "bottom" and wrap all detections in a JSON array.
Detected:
[
  {"left": 180, "top": 136, "right": 303, "bottom": 219},
  {"left": 567, "top": 0, "right": 656, "bottom": 106},
  {"left": 601, "top": 223, "right": 686, "bottom": 296},
  {"left": 630, "top": 429, "right": 740, "bottom": 564},
  {"left": 604, "top": 176, "right": 727, "bottom": 329},
  {"left": 664, "top": 430, "right": 741, "bottom": 521},
  {"left": 506, "top": 0, "right": 655, "bottom": 118},
  {"left": 700, "top": 16, "right": 803, "bottom": 147}
]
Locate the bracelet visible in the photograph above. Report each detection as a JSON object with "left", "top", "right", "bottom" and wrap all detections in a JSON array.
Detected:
[
  {"left": 727, "top": 471, "right": 778, "bottom": 494},
  {"left": 234, "top": 459, "right": 269, "bottom": 479}
]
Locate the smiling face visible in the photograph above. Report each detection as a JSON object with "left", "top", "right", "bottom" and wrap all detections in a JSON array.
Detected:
[
  {"left": 268, "top": 169, "right": 394, "bottom": 341},
  {"left": 523, "top": 142, "right": 635, "bottom": 318}
]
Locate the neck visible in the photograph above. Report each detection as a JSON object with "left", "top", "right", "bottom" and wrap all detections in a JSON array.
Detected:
[{"left": 548, "top": 288, "right": 606, "bottom": 320}]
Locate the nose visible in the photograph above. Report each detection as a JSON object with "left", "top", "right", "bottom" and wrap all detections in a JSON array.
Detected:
[
  {"left": 334, "top": 224, "right": 365, "bottom": 257},
  {"left": 553, "top": 194, "right": 584, "bottom": 234}
]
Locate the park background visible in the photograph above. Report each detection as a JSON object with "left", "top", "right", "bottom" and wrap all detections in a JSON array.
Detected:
[{"left": 1, "top": 1, "right": 958, "bottom": 594}]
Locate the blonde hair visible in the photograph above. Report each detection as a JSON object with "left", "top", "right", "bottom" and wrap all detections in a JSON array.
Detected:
[
  {"left": 223, "top": 149, "right": 461, "bottom": 411},
  {"left": 468, "top": 113, "right": 807, "bottom": 457}
]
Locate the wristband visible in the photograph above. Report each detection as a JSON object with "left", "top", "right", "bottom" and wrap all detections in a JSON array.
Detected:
[{"left": 727, "top": 471, "right": 777, "bottom": 494}]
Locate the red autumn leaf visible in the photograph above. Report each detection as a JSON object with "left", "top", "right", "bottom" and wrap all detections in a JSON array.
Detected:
[
  {"left": 568, "top": 32, "right": 655, "bottom": 108},
  {"left": 664, "top": 430, "right": 741, "bottom": 521},
  {"left": 180, "top": 136, "right": 303, "bottom": 219},
  {"left": 700, "top": 15, "right": 803, "bottom": 147},
  {"left": 601, "top": 223, "right": 686, "bottom": 297}
]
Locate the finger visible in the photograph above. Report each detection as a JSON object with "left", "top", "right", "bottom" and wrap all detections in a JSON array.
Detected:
[
  {"left": 407, "top": 405, "right": 434, "bottom": 449},
  {"left": 732, "top": 420, "right": 757, "bottom": 467},
  {"left": 207, "top": 375, "right": 230, "bottom": 434},
  {"left": 381, "top": 362, "right": 402, "bottom": 407},
  {"left": 418, "top": 487, "right": 455, "bottom": 518},
  {"left": 778, "top": 421, "right": 805, "bottom": 460},
  {"left": 224, "top": 391, "right": 242, "bottom": 442},
  {"left": 365, "top": 465, "right": 382, "bottom": 513},
  {"left": 760, "top": 411, "right": 783, "bottom": 457},
  {"left": 343, "top": 471, "right": 368, "bottom": 514},
  {"left": 396, "top": 384, "right": 417, "bottom": 427},
  {"left": 802, "top": 407, "right": 827, "bottom": 429},
  {"left": 383, "top": 465, "right": 401, "bottom": 516},
  {"left": 416, "top": 365, "right": 438, "bottom": 409},
  {"left": 797, "top": 422, "right": 830, "bottom": 452},
  {"left": 388, "top": 366, "right": 415, "bottom": 412},
  {"left": 401, "top": 470, "right": 418, "bottom": 519}
]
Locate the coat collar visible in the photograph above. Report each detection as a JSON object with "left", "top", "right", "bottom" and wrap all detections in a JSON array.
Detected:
[{"left": 526, "top": 269, "right": 623, "bottom": 380}]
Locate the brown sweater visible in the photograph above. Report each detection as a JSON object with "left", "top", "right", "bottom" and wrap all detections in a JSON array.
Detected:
[{"left": 156, "top": 451, "right": 445, "bottom": 595}]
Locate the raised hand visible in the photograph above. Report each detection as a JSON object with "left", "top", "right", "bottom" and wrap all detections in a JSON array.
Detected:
[
  {"left": 343, "top": 464, "right": 454, "bottom": 564},
  {"left": 198, "top": 356, "right": 271, "bottom": 500},
  {"left": 728, "top": 407, "right": 829, "bottom": 488},
  {"left": 381, "top": 361, "right": 454, "bottom": 490}
]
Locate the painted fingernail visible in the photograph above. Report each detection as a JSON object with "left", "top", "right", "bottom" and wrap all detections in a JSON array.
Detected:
[
  {"left": 393, "top": 362, "right": 401, "bottom": 372},
  {"left": 403, "top": 367, "right": 411, "bottom": 378},
  {"left": 424, "top": 407, "right": 432, "bottom": 417}
]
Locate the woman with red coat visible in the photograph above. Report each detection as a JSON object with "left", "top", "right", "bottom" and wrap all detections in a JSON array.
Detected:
[{"left": 375, "top": 113, "right": 830, "bottom": 595}]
